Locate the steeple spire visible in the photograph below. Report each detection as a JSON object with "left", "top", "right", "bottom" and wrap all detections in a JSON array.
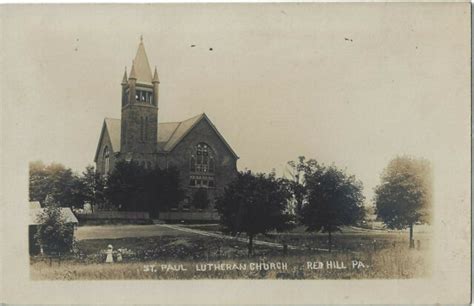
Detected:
[
  {"left": 129, "top": 61, "right": 137, "bottom": 80},
  {"left": 131, "top": 36, "right": 153, "bottom": 83},
  {"left": 152, "top": 66, "right": 160, "bottom": 83},
  {"left": 121, "top": 67, "right": 128, "bottom": 84}
]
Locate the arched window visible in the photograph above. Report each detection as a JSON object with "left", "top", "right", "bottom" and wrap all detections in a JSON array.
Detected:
[
  {"left": 103, "top": 146, "right": 110, "bottom": 174},
  {"left": 190, "top": 143, "right": 215, "bottom": 188}
]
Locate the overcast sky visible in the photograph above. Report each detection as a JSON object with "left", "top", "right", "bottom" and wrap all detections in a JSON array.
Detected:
[{"left": 2, "top": 3, "right": 470, "bottom": 203}]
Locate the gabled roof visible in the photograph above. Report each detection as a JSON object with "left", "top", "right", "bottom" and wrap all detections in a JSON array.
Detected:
[
  {"left": 157, "top": 122, "right": 181, "bottom": 144},
  {"left": 29, "top": 207, "right": 79, "bottom": 225},
  {"left": 105, "top": 118, "right": 121, "bottom": 152},
  {"left": 95, "top": 113, "right": 239, "bottom": 160},
  {"left": 132, "top": 39, "right": 153, "bottom": 84},
  {"left": 163, "top": 113, "right": 239, "bottom": 159},
  {"left": 163, "top": 114, "right": 204, "bottom": 151},
  {"left": 93, "top": 118, "right": 121, "bottom": 162}
]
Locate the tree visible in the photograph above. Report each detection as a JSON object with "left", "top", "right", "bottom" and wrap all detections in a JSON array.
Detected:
[
  {"left": 105, "top": 161, "right": 184, "bottom": 217},
  {"left": 285, "top": 156, "right": 320, "bottom": 222},
  {"left": 374, "top": 156, "right": 432, "bottom": 248},
  {"left": 143, "top": 166, "right": 184, "bottom": 217},
  {"left": 104, "top": 161, "right": 147, "bottom": 211},
  {"left": 29, "top": 161, "right": 84, "bottom": 208},
  {"left": 191, "top": 188, "right": 210, "bottom": 210},
  {"left": 301, "top": 164, "right": 365, "bottom": 252},
  {"left": 81, "top": 165, "right": 107, "bottom": 211},
  {"left": 34, "top": 196, "right": 75, "bottom": 255},
  {"left": 215, "top": 171, "right": 293, "bottom": 256}
]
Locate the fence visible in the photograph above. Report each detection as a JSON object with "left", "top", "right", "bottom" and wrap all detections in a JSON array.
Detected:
[
  {"left": 76, "top": 211, "right": 150, "bottom": 220},
  {"left": 159, "top": 211, "right": 220, "bottom": 221}
]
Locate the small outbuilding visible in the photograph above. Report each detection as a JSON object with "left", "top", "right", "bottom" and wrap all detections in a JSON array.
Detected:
[{"left": 29, "top": 202, "right": 79, "bottom": 255}]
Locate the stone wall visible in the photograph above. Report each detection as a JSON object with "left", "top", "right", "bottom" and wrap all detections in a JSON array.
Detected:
[{"left": 120, "top": 103, "right": 158, "bottom": 156}]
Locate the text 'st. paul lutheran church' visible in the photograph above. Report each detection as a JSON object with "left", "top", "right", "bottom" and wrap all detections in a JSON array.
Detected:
[{"left": 94, "top": 38, "right": 238, "bottom": 221}]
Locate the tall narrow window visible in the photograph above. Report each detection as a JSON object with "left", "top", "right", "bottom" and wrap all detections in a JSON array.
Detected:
[
  {"left": 145, "top": 116, "right": 148, "bottom": 141},
  {"left": 103, "top": 146, "right": 110, "bottom": 174},
  {"left": 123, "top": 120, "right": 127, "bottom": 145},
  {"left": 209, "top": 157, "right": 215, "bottom": 173},
  {"left": 190, "top": 156, "right": 196, "bottom": 172},
  {"left": 140, "top": 117, "right": 144, "bottom": 141}
]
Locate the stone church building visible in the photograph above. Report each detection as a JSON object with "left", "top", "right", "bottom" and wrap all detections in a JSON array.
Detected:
[{"left": 94, "top": 38, "right": 238, "bottom": 221}]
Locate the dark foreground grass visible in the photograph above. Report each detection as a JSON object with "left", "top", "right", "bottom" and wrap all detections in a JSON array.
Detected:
[{"left": 30, "top": 232, "right": 430, "bottom": 280}]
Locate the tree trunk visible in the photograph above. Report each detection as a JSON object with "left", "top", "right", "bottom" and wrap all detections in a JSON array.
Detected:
[
  {"left": 248, "top": 234, "right": 254, "bottom": 257},
  {"left": 328, "top": 230, "right": 332, "bottom": 253},
  {"left": 409, "top": 223, "right": 415, "bottom": 248}
]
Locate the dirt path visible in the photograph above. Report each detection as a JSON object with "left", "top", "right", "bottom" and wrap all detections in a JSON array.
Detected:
[{"left": 161, "top": 224, "right": 330, "bottom": 252}]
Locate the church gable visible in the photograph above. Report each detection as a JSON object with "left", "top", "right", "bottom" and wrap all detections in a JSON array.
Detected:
[
  {"left": 163, "top": 115, "right": 238, "bottom": 211},
  {"left": 94, "top": 119, "right": 119, "bottom": 175},
  {"left": 94, "top": 119, "right": 120, "bottom": 163},
  {"left": 167, "top": 114, "right": 238, "bottom": 160}
]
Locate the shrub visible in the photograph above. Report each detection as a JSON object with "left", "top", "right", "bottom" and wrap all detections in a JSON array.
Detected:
[{"left": 34, "top": 196, "right": 74, "bottom": 255}]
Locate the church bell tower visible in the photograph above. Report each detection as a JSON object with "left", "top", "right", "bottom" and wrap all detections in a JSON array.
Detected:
[{"left": 120, "top": 37, "right": 160, "bottom": 162}]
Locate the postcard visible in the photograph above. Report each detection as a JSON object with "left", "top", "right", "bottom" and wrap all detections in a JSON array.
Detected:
[{"left": 0, "top": 2, "right": 471, "bottom": 305}]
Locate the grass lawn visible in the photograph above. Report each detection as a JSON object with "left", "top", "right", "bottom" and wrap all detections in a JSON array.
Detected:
[{"left": 30, "top": 228, "right": 431, "bottom": 280}]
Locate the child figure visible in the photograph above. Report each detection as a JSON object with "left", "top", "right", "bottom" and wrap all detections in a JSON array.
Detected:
[
  {"left": 106, "top": 244, "right": 114, "bottom": 263},
  {"left": 116, "top": 249, "right": 123, "bottom": 262}
]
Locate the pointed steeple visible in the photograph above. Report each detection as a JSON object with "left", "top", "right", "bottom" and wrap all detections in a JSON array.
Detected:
[
  {"left": 132, "top": 36, "right": 153, "bottom": 83},
  {"left": 129, "top": 61, "right": 137, "bottom": 80},
  {"left": 152, "top": 66, "right": 160, "bottom": 83},
  {"left": 121, "top": 67, "right": 128, "bottom": 85}
]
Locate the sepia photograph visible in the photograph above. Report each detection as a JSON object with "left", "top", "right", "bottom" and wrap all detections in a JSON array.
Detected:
[{"left": 0, "top": 2, "right": 471, "bottom": 304}]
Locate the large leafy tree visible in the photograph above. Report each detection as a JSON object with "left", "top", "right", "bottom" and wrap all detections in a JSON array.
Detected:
[
  {"left": 374, "top": 156, "right": 432, "bottom": 248},
  {"left": 215, "top": 171, "right": 293, "bottom": 256},
  {"left": 285, "top": 156, "right": 320, "bottom": 222},
  {"left": 80, "top": 165, "right": 107, "bottom": 211},
  {"left": 104, "top": 161, "right": 148, "bottom": 211},
  {"left": 143, "top": 166, "right": 184, "bottom": 217},
  {"left": 29, "top": 161, "right": 84, "bottom": 208},
  {"left": 301, "top": 163, "right": 365, "bottom": 252},
  {"left": 105, "top": 161, "right": 184, "bottom": 217},
  {"left": 34, "top": 195, "right": 75, "bottom": 255}
]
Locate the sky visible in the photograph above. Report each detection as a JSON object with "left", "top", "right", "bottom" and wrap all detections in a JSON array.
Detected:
[{"left": 1, "top": 3, "right": 470, "bottom": 203}]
